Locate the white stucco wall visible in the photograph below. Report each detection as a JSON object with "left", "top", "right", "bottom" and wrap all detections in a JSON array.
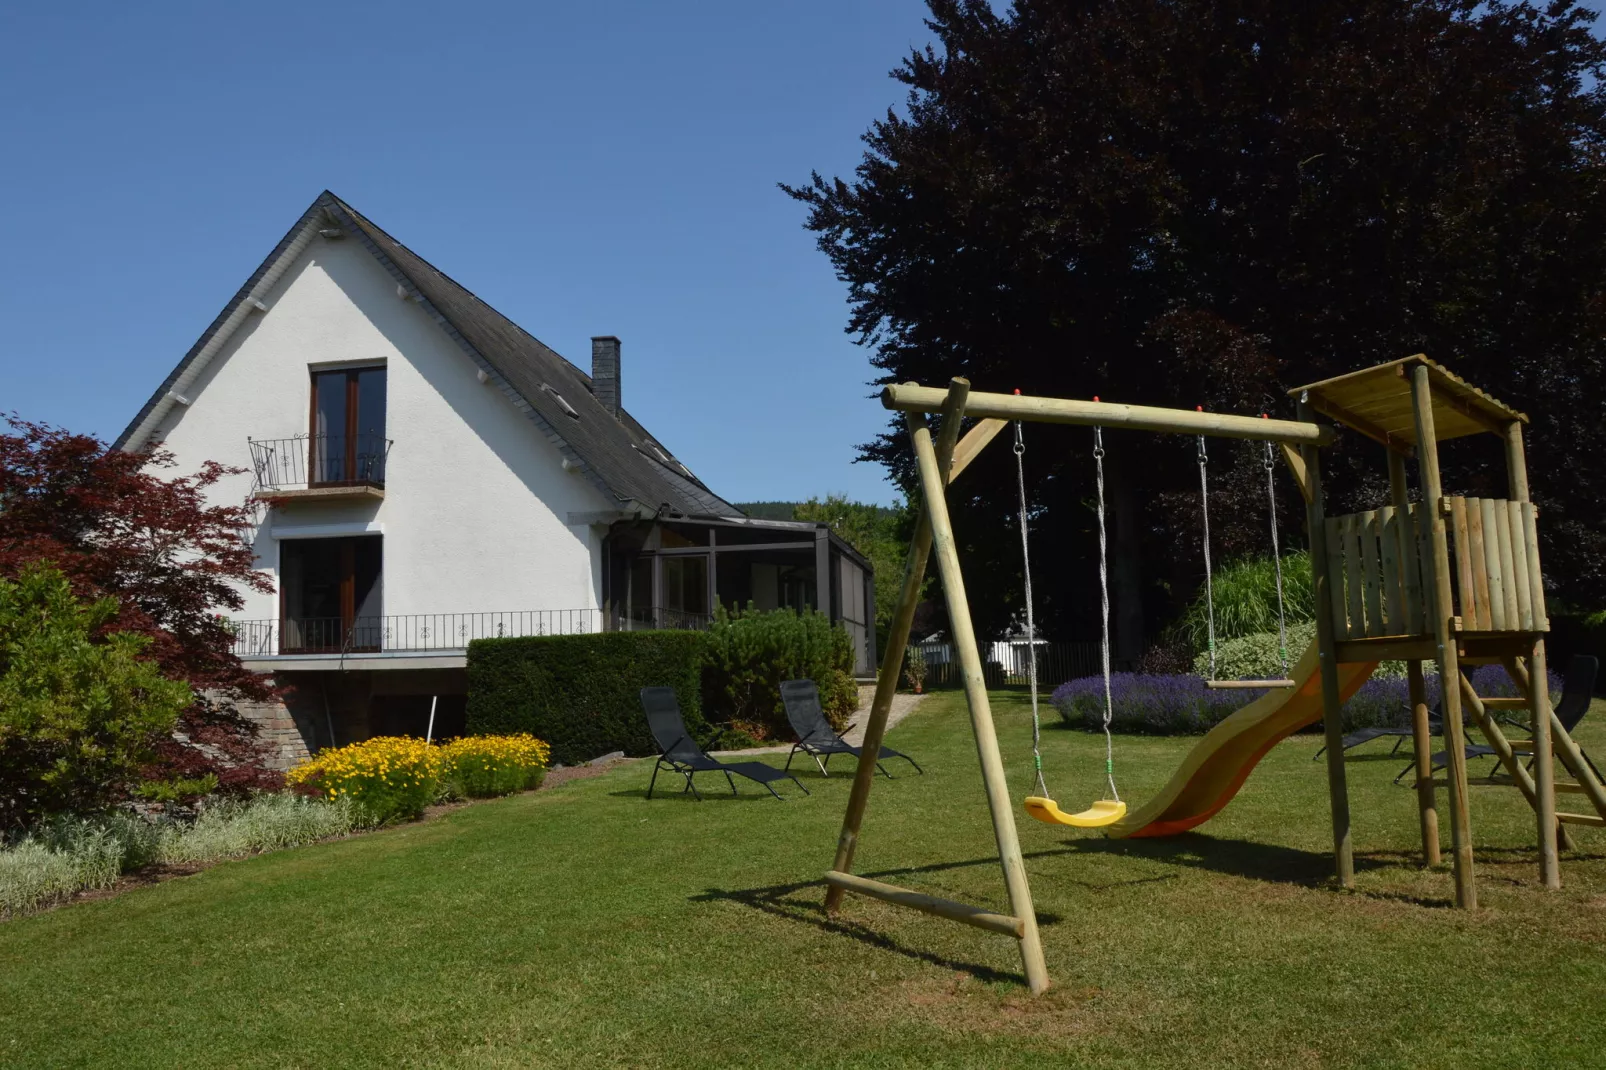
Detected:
[{"left": 146, "top": 234, "right": 617, "bottom": 628}]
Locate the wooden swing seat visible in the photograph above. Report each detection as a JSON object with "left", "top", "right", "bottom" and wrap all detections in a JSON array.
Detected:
[
  {"left": 1206, "top": 679, "right": 1297, "bottom": 689},
  {"left": 1024, "top": 795, "right": 1127, "bottom": 828}
]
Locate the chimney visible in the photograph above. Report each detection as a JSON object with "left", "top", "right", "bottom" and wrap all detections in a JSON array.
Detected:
[{"left": 591, "top": 336, "right": 621, "bottom": 417}]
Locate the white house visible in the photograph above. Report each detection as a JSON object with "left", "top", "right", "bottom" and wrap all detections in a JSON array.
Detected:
[{"left": 117, "top": 191, "right": 874, "bottom": 767}]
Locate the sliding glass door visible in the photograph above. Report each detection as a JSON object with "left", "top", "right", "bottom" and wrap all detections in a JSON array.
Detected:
[{"left": 279, "top": 536, "right": 383, "bottom": 653}]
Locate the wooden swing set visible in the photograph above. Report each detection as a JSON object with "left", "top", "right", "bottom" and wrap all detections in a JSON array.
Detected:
[{"left": 821, "top": 357, "right": 1603, "bottom": 995}]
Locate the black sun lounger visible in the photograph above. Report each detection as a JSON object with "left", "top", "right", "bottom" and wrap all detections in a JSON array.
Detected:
[
  {"left": 640, "top": 687, "right": 809, "bottom": 801},
  {"left": 779, "top": 678, "right": 922, "bottom": 778},
  {"left": 1403, "top": 654, "right": 1601, "bottom": 783}
]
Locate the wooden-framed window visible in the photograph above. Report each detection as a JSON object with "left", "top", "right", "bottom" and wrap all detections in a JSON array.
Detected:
[{"left": 309, "top": 365, "right": 387, "bottom": 485}]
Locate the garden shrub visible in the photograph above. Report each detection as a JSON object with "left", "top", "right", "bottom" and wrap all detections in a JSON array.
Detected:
[
  {"left": 466, "top": 630, "right": 709, "bottom": 765},
  {"left": 1192, "top": 622, "right": 1316, "bottom": 682},
  {"left": 285, "top": 736, "right": 441, "bottom": 823},
  {"left": 701, "top": 604, "right": 857, "bottom": 739},
  {"left": 439, "top": 734, "right": 550, "bottom": 798},
  {"left": 0, "top": 565, "right": 194, "bottom": 830},
  {"left": 1193, "top": 623, "right": 1414, "bottom": 681}
]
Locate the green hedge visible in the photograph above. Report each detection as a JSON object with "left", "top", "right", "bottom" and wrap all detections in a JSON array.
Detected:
[{"left": 465, "top": 631, "right": 709, "bottom": 766}]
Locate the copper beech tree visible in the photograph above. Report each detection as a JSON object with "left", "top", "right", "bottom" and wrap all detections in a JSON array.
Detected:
[
  {"left": 0, "top": 417, "right": 281, "bottom": 793},
  {"left": 788, "top": 0, "right": 1606, "bottom": 652}
]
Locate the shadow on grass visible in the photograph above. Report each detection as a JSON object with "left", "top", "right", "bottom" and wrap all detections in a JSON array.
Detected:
[
  {"left": 1060, "top": 833, "right": 1461, "bottom": 908},
  {"left": 607, "top": 786, "right": 811, "bottom": 804},
  {"left": 692, "top": 850, "right": 1175, "bottom": 987}
]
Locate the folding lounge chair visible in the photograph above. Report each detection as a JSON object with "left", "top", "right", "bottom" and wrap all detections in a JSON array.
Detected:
[
  {"left": 640, "top": 687, "right": 809, "bottom": 801},
  {"left": 1313, "top": 714, "right": 1441, "bottom": 762},
  {"left": 779, "top": 678, "right": 922, "bottom": 778},
  {"left": 1406, "top": 654, "right": 1601, "bottom": 783}
]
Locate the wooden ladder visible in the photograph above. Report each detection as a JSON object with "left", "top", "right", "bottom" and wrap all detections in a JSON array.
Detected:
[{"left": 1432, "top": 660, "right": 1606, "bottom": 838}]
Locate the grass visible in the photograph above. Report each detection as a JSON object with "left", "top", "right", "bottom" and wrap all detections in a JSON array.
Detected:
[{"left": 4, "top": 691, "right": 1606, "bottom": 1068}]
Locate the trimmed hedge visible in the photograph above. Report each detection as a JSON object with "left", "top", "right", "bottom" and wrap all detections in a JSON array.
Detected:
[{"left": 465, "top": 631, "right": 709, "bottom": 765}]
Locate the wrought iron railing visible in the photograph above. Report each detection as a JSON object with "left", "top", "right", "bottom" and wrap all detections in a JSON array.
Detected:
[
  {"left": 229, "top": 607, "right": 712, "bottom": 657},
  {"left": 248, "top": 433, "right": 392, "bottom": 491}
]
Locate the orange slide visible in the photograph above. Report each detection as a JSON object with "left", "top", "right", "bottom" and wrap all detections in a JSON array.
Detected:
[{"left": 1106, "top": 642, "right": 1378, "bottom": 839}]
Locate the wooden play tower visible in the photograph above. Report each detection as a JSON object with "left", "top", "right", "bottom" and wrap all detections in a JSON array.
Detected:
[{"left": 821, "top": 355, "right": 1602, "bottom": 995}]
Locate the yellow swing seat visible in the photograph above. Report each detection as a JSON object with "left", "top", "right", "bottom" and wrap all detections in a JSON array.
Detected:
[{"left": 1023, "top": 795, "right": 1127, "bottom": 828}]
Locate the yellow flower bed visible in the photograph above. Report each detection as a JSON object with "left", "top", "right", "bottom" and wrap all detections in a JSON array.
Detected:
[
  {"left": 286, "top": 733, "right": 551, "bottom": 821},
  {"left": 440, "top": 733, "right": 551, "bottom": 798}
]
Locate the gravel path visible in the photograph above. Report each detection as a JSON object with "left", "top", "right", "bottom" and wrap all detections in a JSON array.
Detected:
[{"left": 711, "top": 684, "right": 927, "bottom": 758}]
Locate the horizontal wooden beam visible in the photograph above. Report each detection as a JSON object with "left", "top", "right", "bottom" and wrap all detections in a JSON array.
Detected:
[
  {"left": 1454, "top": 776, "right": 1587, "bottom": 794},
  {"left": 881, "top": 385, "right": 1336, "bottom": 446},
  {"left": 1557, "top": 812, "right": 1606, "bottom": 828},
  {"left": 1205, "top": 679, "right": 1297, "bottom": 689},
  {"left": 1305, "top": 395, "right": 1416, "bottom": 456},
  {"left": 1336, "top": 637, "right": 1437, "bottom": 662},
  {"left": 1333, "top": 633, "right": 1539, "bottom": 663},
  {"left": 1479, "top": 697, "right": 1529, "bottom": 710},
  {"left": 823, "top": 870, "right": 1025, "bottom": 938}
]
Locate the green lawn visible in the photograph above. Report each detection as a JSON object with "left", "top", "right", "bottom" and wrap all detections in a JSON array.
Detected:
[{"left": 5, "top": 691, "right": 1606, "bottom": 1069}]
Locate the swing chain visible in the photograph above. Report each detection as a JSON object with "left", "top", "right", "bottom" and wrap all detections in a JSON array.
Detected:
[
  {"left": 1014, "top": 420, "right": 1048, "bottom": 799},
  {"left": 1264, "top": 441, "right": 1289, "bottom": 676},
  {"left": 1094, "top": 426, "right": 1119, "bottom": 801},
  {"left": 1197, "top": 435, "right": 1216, "bottom": 679}
]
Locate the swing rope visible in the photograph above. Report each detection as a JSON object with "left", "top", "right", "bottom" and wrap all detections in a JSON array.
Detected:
[
  {"left": 1017, "top": 409, "right": 1126, "bottom": 829},
  {"left": 1014, "top": 420, "right": 1048, "bottom": 799},
  {"left": 1093, "top": 426, "right": 1119, "bottom": 802},
  {"left": 1197, "top": 433, "right": 1217, "bottom": 680},
  {"left": 1264, "top": 439, "right": 1290, "bottom": 678}
]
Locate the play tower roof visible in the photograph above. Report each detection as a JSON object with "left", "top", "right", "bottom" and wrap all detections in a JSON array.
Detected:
[{"left": 1290, "top": 354, "right": 1526, "bottom": 452}]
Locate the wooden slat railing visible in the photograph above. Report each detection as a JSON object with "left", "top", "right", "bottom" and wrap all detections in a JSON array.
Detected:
[{"left": 1325, "top": 497, "right": 1547, "bottom": 640}]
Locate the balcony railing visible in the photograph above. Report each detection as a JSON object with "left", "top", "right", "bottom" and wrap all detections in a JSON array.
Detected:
[
  {"left": 248, "top": 433, "right": 392, "bottom": 493},
  {"left": 229, "top": 607, "right": 712, "bottom": 657}
]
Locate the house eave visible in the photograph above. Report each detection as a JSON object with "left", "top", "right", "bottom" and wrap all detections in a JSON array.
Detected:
[{"left": 115, "top": 205, "right": 330, "bottom": 452}]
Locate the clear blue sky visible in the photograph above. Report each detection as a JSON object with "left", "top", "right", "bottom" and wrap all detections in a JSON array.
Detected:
[{"left": 0, "top": 1, "right": 939, "bottom": 505}]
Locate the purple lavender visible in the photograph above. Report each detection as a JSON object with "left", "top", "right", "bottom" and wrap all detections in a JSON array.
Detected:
[{"left": 1049, "top": 664, "right": 1561, "bottom": 736}]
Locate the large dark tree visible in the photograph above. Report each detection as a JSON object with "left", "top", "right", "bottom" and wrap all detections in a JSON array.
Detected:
[
  {"left": 788, "top": 0, "right": 1606, "bottom": 655},
  {"left": 0, "top": 418, "right": 280, "bottom": 794}
]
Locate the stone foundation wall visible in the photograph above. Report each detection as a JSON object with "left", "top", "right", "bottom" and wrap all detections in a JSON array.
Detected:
[
  {"left": 234, "top": 668, "right": 468, "bottom": 769},
  {"left": 235, "top": 690, "right": 324, "bottom": 771}
]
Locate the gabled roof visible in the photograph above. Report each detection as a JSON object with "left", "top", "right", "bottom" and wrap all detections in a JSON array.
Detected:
[
  {"left": 1290, "top": 354, "right": 1526, "bottom": 453},
  {"left": 116, "top": 190, "right": 740, "bottom": 520}
]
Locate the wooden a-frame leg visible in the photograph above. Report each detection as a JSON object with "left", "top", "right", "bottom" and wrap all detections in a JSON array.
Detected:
[
  {"left": 909, "top": 403, "right": 1050, "bottom": 996},
  {"left": 824, "top": 380, "right": 970, "bottom": 913}
]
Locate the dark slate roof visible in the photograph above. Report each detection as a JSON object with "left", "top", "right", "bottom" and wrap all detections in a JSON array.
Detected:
[{"left": 119, "top": 190, "right": 741, "bottom": 519}]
